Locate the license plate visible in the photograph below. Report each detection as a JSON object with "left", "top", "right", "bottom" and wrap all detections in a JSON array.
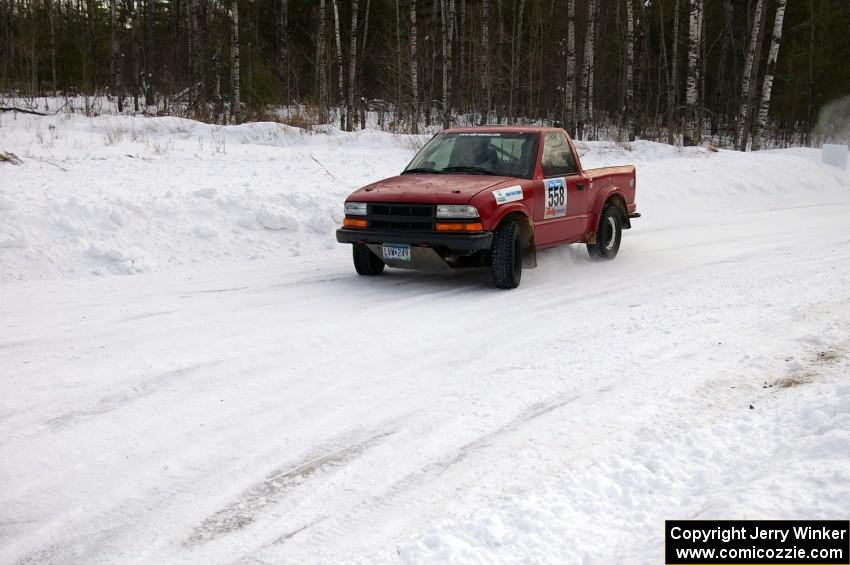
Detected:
[{"left": 382, "top": 243, "right": 411, "bottom": 262}]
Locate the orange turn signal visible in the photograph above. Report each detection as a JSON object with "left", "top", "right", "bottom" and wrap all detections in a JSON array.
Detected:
[
  {"left": 435, "top": 222, "right": 484, "bottom": 232},
  {"left": 343, "top": 217, "right": 368, "bottom": 228}
]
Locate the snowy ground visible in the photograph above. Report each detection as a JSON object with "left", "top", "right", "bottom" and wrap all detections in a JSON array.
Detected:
[{"left": 1, "top": 113, "right": 850, "bottom": 564}]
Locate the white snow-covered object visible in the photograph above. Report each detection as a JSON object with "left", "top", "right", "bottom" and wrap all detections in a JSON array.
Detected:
[{"left": 822, "top": 143, "right": 848, "bottom": 170}]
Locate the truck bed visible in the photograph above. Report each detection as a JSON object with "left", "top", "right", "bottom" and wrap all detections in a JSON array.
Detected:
[{"left": 583, "top": 165, "right": 635, "bottom": 179}]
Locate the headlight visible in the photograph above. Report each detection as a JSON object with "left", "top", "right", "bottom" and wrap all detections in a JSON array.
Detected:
[
  {"left": 436, "top": 204, "right": 479, "bottom": 219},
  {"left": 345, "top": 202, "right": 368, "bottom": 216}
]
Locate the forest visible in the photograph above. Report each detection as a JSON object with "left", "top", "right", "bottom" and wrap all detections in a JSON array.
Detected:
[{"left": 1, "top": 0, "right": 848, "bottom": 148}]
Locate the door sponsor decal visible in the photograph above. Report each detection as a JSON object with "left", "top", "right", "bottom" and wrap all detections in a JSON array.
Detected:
[
  {"left": 543, "top": 177, "right": 567, "bottom": 218},
  {"left": 493, "top": 185, "right": 524, "bottom": 205}
]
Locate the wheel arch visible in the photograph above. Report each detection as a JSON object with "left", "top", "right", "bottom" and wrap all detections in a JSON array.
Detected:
[{"left": 589, "top": 191, "right": 630, "bottom": 243}]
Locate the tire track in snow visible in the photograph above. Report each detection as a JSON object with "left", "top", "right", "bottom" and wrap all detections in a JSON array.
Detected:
[
  {"left": 184, "top": 429, "right": 395, "bottom": 546},
  {"left": 41, "top": 361, "right": 222, "bottom": 434}
]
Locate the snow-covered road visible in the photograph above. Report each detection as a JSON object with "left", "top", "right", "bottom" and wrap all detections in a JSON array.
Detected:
[{"left": 2, "top": 115, "right": 850, "bottom": 563}]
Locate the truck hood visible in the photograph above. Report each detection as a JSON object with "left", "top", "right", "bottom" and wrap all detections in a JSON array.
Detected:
[{"left": 348, "top": 174, "right": 517, "bottom": 204}]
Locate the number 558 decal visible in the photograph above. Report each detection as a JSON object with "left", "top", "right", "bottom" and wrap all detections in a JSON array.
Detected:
[{"left": 544, "top": 177, "right": 567, "bottom": 219}]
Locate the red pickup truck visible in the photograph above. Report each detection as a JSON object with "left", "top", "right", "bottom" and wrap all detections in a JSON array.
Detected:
[{"left": 336, "top": 126, "right": 639, "bottom": 288}]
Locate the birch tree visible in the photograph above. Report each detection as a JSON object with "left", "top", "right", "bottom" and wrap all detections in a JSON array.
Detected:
[
  {"left": 347, "top": 0, "right": 359, "bottom": 131},
  {"left": 332, "top": 0, "right": 345, "bottom": 130},
  {"left": 684, "top": 0, "right": 702, "bottom": 146},
  {"left": 565, "top": 0, "right": 576, "bottom": 136},
  {"left": 737, "top": 0, "right": 767, "bottom": 151},
  {"left": 230, "top": 0, "right": 240, "bottom": 122},
  {"left": 409, "top": 0, "right": 419, "bottom": 133},
  {"left": 752, "top": 0, "right": 788, "bottom": 151},
  {"left": 440, "top": 0, "right": 455, "bottom": 128}
]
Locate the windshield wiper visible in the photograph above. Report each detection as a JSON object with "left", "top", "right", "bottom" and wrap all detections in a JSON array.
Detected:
[
  {"left": 441, "top": 165, "right": 498, "bottom": 175},
  {"left": 402, "top": 167, "right": 442, "bottom": 174}
]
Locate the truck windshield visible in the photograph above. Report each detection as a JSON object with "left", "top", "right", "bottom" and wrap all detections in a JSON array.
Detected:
[{"left": 403, "top": 132, "right": 539, "bottom": 179}]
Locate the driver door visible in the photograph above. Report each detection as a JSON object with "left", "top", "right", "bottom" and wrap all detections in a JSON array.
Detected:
[{"left": 534, "top": 132, "right": 588, "bottom": 245}]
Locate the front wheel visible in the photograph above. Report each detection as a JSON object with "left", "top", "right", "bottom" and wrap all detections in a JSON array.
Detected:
[
  {"left": 491, "top": 220, "right": 522, "bottom": 289},
  {"left": 352, "top": 243, "right": 385, "bottom": 275},
  {"left": 587, "top": 205, "right": 623, "bottom": 260}
]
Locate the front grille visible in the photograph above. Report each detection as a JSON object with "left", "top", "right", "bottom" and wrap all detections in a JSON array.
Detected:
[{"left": 367, "top": 203, "right": 435, "bottom": 231}]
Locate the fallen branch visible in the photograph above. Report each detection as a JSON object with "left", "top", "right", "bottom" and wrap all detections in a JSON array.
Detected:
[
  {"left": 0, "top": 151, "right": 23, "bottom": 165},
  {"left": 0, "top": 106, "right": 48, "bottom": 116},
  {"left": 35, "top": 157, "right": 68, "bottom": 171},
  {"left": 310, "top": 155, "right": 336, "bottom": 179}
]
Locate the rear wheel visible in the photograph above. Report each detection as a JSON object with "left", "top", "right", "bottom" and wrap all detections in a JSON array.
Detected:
[
  {"left": 587, "top": 204, "right": 623, "bottom": 260},
  {"left": 352, "top": 243, "right": 385, "bottom": 275},
  {"left": 491, "top": 220, "right": 522, "bottom": 289}
]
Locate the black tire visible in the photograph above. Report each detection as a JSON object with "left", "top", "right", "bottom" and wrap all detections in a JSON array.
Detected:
[
  {"left": 352, "top": 243, "right": 385, "bottom": 275},
  {"left": 491, "top": 220, "right": 523, "bottom": 289},
  {"left": 587, "top": 204, "right": 623, "bottom": 260}
]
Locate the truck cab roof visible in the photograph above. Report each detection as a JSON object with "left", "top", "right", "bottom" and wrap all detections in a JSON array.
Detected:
[{"left": 441, "top": 126, "right": 566, "bottom": 135}]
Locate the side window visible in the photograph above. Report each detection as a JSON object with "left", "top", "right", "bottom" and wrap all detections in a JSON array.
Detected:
[{"left": 541, "top": 132, "right": 578, "bottom": 177}]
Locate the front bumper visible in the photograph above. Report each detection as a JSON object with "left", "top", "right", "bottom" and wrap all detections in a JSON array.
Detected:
[{"left": 336, "top": 228, "right": 493, "bottom": 252}]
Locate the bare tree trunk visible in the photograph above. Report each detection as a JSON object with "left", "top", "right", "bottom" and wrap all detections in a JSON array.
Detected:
[
  {"left": 86, "top": 0, "right": 97, "bottom": 93},
  {"left": 214, "top": 39, "right": 222, "bottom": 102},
  {"left": 395, "top": 0, "right": 403, "bottom": 119},
  {"left": 347, "top": 0, "right": 359, "bottom": 131},
  {"left": 278, "top": 0, "right": 289, "bottom": 106},
  {"left": 737, "top": 0, "right": 767, "bottom": 151},
  {"left": 565, "top": 0, "right": 575, "bottom": 135},
  {"left": 359, "top": 0, "right": 372, "bottom": 130},
  {"left": 332, "top": 0, "right": 345, "bottom": 130},
  {"left": 318, "top": 0, "right": 327, "bottom": 122},
  {"left": 230, "top": 0, "right": 240, "bottom": 122},
  {"left": 580, "top": 0, "right": 596, "bottom": 140},
  {"left": 480, "top": 0, "right": 490, "bottom": 124},
  {"left": 670, "top": 0, "right": 680, "bottom": 143},
  {"left": 131, "top": 0, "right": 141, "bottom": 111},
  {"left": 426, "top": 0, "right": 439, "bottom": 126},
  {"left": 409, "top": 0, "right": 419, "bottom": 133},
  {"left": 440, "top": 0, "right": 455, "bottom": 128},
  {"left": 458, "top": 0, "right": 465, "bottom": 114},
  {"left": 660, "top": 0, "right": 676, "bottom": 144},
  {"left": 188, "top": 0, "right": 201, "bottom": 104},
  {"left": 29, "top": 3, "right": 37, "bottom": 96},
  {"left": 752, "top": 0, "right": 787, "bottom": 151},
  {"left": 805, "top": 0, "right": 814, "bottom": 145},
  {"left": 509, "top": 0, "right": 525, "bottom": 122},
  {"left": 684, "top": 0, "right": 702, "bottom": 146},
  {"left": 625, "top": 0, "right": 635, "bottom": 141},
  {"left": 696, "top": 0, "right": 705, "bottom": 141},
  {"left": 110, "top": 0, "right": 123, "bottom": 111},
  {"left": 47, "top": 0, "right": 57, "bottom": 94},
  {"left": 711, "top": 0, "right": 733, "bottom": 137},
  {"left": 144, "top": 0, "right": 154, "bottom": 105}
]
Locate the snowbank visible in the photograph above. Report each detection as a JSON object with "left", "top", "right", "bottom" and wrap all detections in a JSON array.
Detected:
[
  {"left": 0, "top": 112, "right": 424, "bottom": 280},
  {"left": 1, "top": 113, "right": 847, "bottom": 282}
]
